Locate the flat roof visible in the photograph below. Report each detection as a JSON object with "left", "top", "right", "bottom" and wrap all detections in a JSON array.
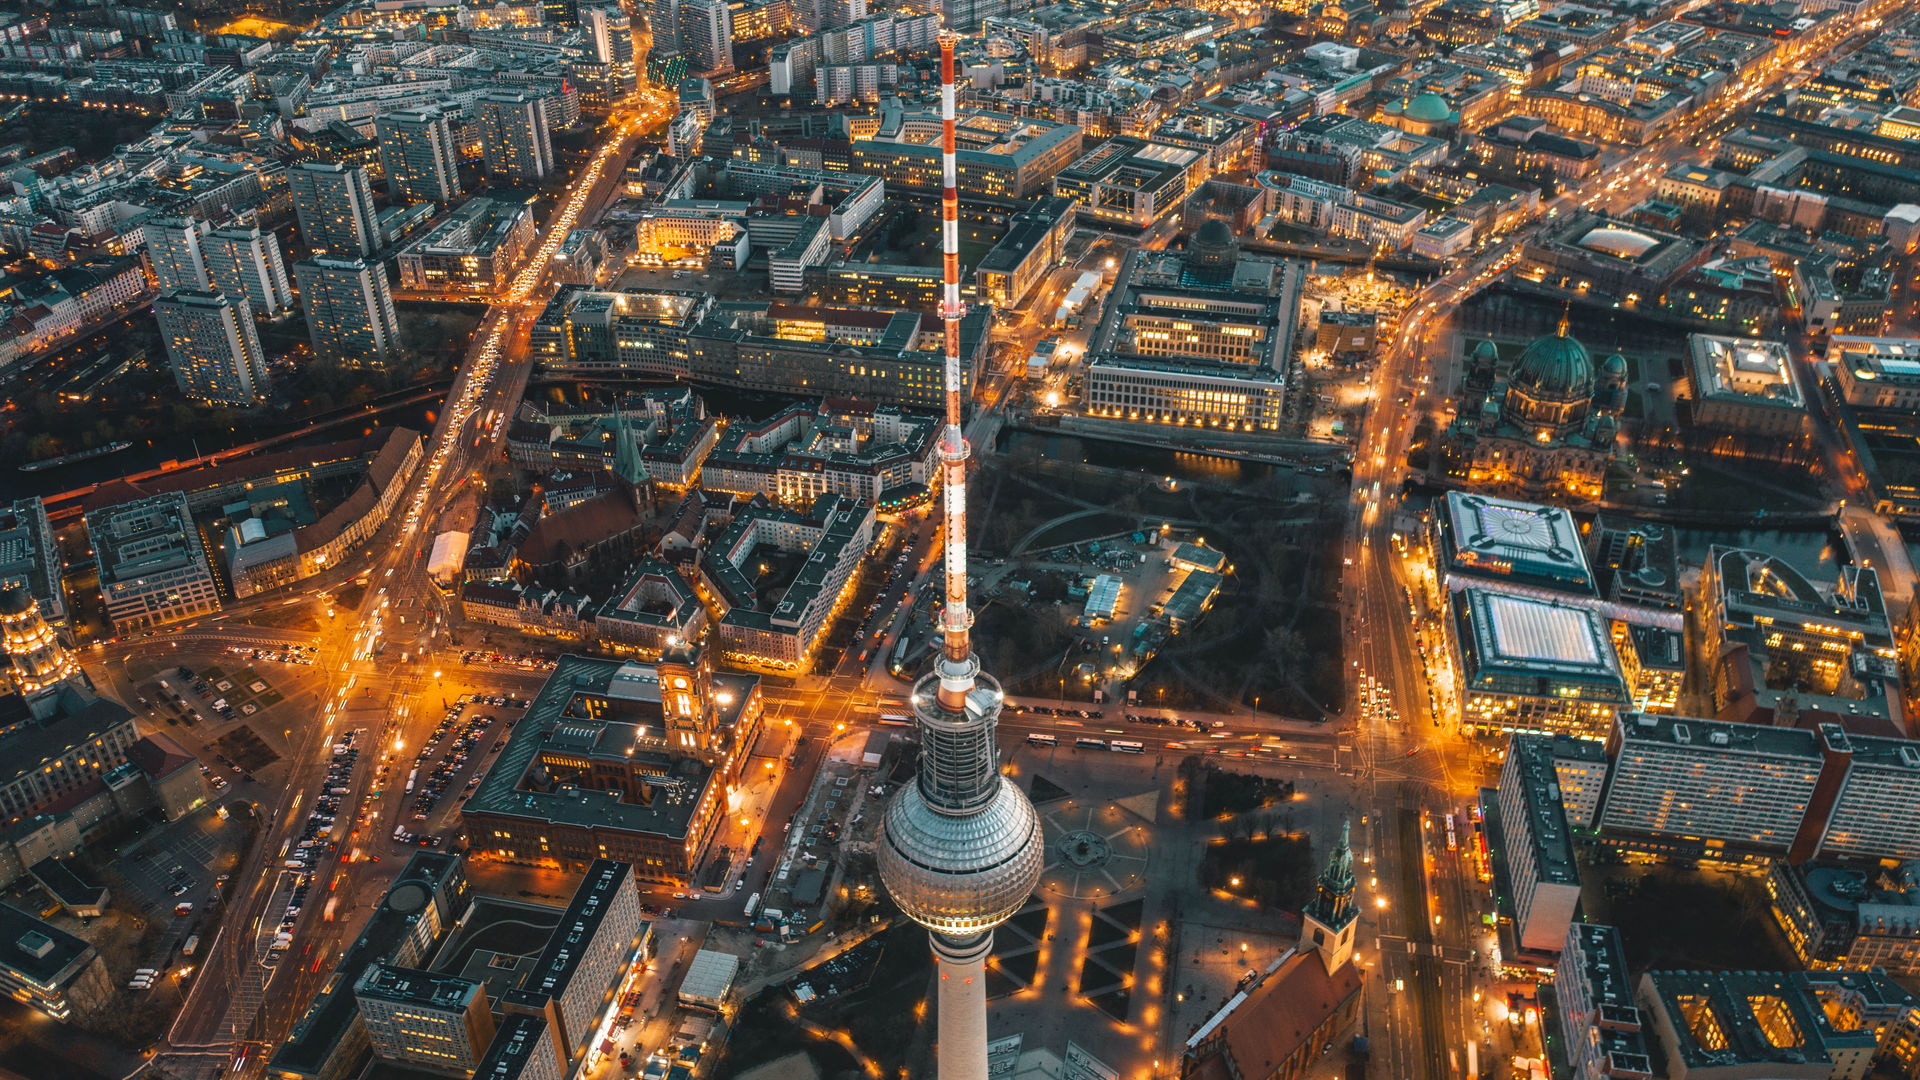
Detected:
[
  {"left": 474, "top": 1015, "right": 554, "bottom": 1080},
  {"left": 1687, "top": 334, "right": 1805, "bottom": 410},
  {"left": 1461, "top": 591, "right": 1621, "bottom": 683},
  {"left": 1616, "top": 711, "right": 1820, "bottom": 760},
  {"left": 678, "top": 949, "right": 739, "bottom": 1006},
  {"left": 1438, "top": 492, "right": 1595, "bottom": 595},
  {"left": 1504, "top": 735, "right": 1581, "bottom": 886},
  {"left": 524, "top": 859, "right": 633, "bottom": 1001},
  {"left": 0, "top": 901, "right": 95, "bottom": 989}
]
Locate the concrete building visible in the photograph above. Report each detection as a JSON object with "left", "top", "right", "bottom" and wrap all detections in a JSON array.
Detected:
[
  {"left": 679, "top": 0, "right": 733, "bottom": 75},
  {"left": 1702, "top": 548, "right": 1898, "bottom": 732},
  {"left": 1769, "top": 859, "right": 1920, "bottom": 975},
  {"left": 701, "top": 397, "right": 936, "bottom": 508},
  {"left": 295, "top": 257, "right": 401, "bottom": 368},
  {"left": 1051, "top": 137, "right": 1196, "bottom": 227},
  {"left": 0, "top": 499, "right": 67, "bottom": 641},
  {"left": 1555, "top": 924, "right": 1652, "bottom": 1080},
  {"left": 1830, "top": 336, "right": 1920, "bottom": 411},
  {"left": 701, "top": 494, "right": 875, "bottom": 670},
  {"left": 397, "top": 197, "right": 537, "bottom": 295},
  {"left": 499, "top": 860, "right": 646, "bottom": 1076},
  {"left": 1637, "top": 969, "right": 1879, "bottom": 1080},
  {"left": 1496, "top": 734, "right": 1584, "bottom": 954},
  {"left": 85, "top": 491, "right": 220, "bottom": 632},
  {"left": 204, "top": 224, "right": 293, "bottom": 318},
  {"left": 141, "top": 216, "right": 210, "bottom": 292},
  {"left": 851, "top": 106, "right": 1082, "bottom": 200},
  {"left": 460, "top": 650, "right": 761, "bottom": 881},
  {"left": 377, "top": 108, "right": 463, "bottom": 204},
  {"left": 0, "top": 901, "right": 112, "bottom": 1022},
  {"left": 1452, "top": 589, "right": 1628, "bottom": 738},
  {"left": 973, "top": 194, "right": 1075, "bottom": 308},
  {"left": 1685, "top": 334, "right": 1813, "bottom": 437},
  {"left": 477, "top": 92, "right": 554, "bottom": 184},
  {"left": 290, "top": 162, "right": 379, "bottom": 258},
  {"left": 154, "top": 289, "right": 271, "bottom": 406},
  {"left": 354, "top": 964, "right": 496, "bottom": 1074},
  {"left": 472, "top": 1016, "right": 564, "bottom": 1080},
  {"left": 1433, "top": 491, "right": 1596, "bottom": 597},
  {"left": 1081, "top": 224, "right": 1298, "bottom": 433}
]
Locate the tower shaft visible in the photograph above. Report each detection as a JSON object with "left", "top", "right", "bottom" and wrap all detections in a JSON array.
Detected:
[{"left": 936, "top": 30, "right": 973, "bottom": 713}]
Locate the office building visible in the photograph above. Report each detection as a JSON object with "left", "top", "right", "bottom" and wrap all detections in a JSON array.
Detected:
[
  {"left": 1080, "top": 224, "right": 1298, "bottom": 433},
  {"left": 1829, "top": 336, "right": 1920, "bottom": 412},
  {"left": 142, "top": 217, "right": 210, "bottom": 293},
  {"left": 679, "top": 0, "right": 734, "bottom": 75},
  {"left": 1685, "top": 335, "right": 1813, "bottom": 437},
  {"left": 290, "top": 162, "right": 380, "bottom": 258},
  {"left": 850, "top": 106, "right": 1083, "bottom": 200},
  {"left": 1555, "top": 924, "right": 1651, "bottom": 1080},
  {"left": 500, "top": 860, "right": 646, "bottom": 1075},
  {"left": 154, "top": 289, "right": 271, "bottom": 406},
  {"left": 973, "top": 194, "right": 1077, "bottom": 309},
  {"left": 1433, "top": 492, "right": 1596, "bottom": 597},
  {"left": 294, "top": 258, "right": 401, "bottom": 369},
  {"left": 377, "top": 109, "right": 463, "bottom": 204},
  {"left": 354, "top": 965, "right": 496, "bottom": 1074},
  {"left": 397, "top": 197, "right": 537, "bottom": 295},
  {"left": 84, "top": 491, "right": 220, "bottom": 633},
  {"left": 1597, "top": 714, "right": 1920, "bottom": 863},
  {"left": 1702, "top": 548, "right": 1899, "bottom": 731},
  {"left": 461, "top": 649, "right": 762, "bottom": 881},
  {"left": 0, "top": 902, "right": 112, "bottom": 1022},
  {"left": 477, "top": 92, "right": 554, "bottom": 184},
  {"left": 701, "top": 494, "right": 875, "bottom": 669},
  {"left": 1451, "top": 589, "right": 1628, "bottom": 738},
  {"left": 472, "top": 1016, "right": 564, "bottom": 1080},
  {"left": 205, "top": 224, "right": 294, "bottom": 318},
  {"left": 1495, "top": 734, "right": 1583, "bottom": 954},
  {"left": 701, "top": 397, "right": 937, "bottom": 508},
  {"left": 1637, "top": 969, "right": 1880, "bottom": 1080},
  {"left": 1769, "top": 860, "right": 1920, "bottom": 975}
]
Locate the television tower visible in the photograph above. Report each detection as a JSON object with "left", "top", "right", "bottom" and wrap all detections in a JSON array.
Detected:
[{"left": 877, "top": 30, "right": 1045, "bottom": 1080}]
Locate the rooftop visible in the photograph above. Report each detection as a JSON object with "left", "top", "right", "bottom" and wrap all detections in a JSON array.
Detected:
[
  {"left": 1687, "top": 335, "right": 1805, "bottom": 411},
  {"left": 1437, "top": 493, "right": 1595, "bottom": 596},
  {"left": 1505, "top": 735, "right": 1581, "bottom": 886}
]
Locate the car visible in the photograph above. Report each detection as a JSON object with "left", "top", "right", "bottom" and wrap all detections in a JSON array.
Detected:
[{"left": 170, "top": 882, "right": 189, "bottom": 897}]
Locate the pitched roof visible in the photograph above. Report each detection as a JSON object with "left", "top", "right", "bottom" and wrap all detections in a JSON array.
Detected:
[
  {"left": 1215, "top": 952, "right": 1362, "bottom": 1077},
  {"left": 127, "top": 731, "right": 198, "bottom": 780}
]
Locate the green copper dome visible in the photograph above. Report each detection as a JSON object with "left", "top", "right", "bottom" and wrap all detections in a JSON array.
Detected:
[
  {"left": 1472, "top": 339, "right": 1500, "bottom": 362},
  {"left": 1601, "top": 352, "right": 1628, "bottom": 377},
  {"left": 1404, "top": 92, "right": 1452, "bottom": 123},
  {"left": 1512, "top": 314, "right": 1593, "bottom": 400}
]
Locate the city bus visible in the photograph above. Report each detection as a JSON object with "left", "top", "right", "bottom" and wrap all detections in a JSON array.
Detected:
[
  {"left": 877, "top": 712, "right": 912, "bottom": 727},
  {"left": 1108, "top": 740, "right": 1144, "bottom": 754},
  {"left": 1025, "top": 733, "right": 1057, "bottom": 746},
  {"left": 1074, "top": 738, "right": 1106, "bottom": 750}
]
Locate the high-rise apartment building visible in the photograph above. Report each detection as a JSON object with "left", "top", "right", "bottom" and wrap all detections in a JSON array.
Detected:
[
  {"left": 290, "top": 162, "right": 380, "bottom": 258},
  {"left": 294, "top": 257, "right": 402, "bottom": 369},
  {"left": 476, "top": 92, "right": 554, "bottom": 183},
  {"left": 204, "top": 225, "right": 293, "bottom": 318},
  {"left": 1497, "top": 734, "right": 1584, "bottom": 955},
  {"left": 377, "top": 109, "right": 463, "bottom": 204},
  {"left": 141, "top": 217, "right": 210, "bottom": 292},
  {"left": 153, "top": 290, "right": 271, "bottom": 406},
  {"left": 679, "top": 0, "right": 733, "bottom": 74}
]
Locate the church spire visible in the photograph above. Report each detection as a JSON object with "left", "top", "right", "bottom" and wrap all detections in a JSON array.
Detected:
[
  {"left": 1302, "top": 819, "right": 1358, "bottom": 974},
  {"left": 1557, "top": 303, "right": 1571, "bottom": 338}
]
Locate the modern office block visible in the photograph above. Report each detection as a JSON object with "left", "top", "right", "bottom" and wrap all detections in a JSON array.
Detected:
[
  {"left": 294, "top": 257, "right": 401, "bottom": 369},
  {"left": 142, "top": 216, "right": 210, "bottom": 292},
  {"left": 1555, "top": 924, "right": 1651, "bottom": 1080},
  {"left": 1497, "top": 734, "right": 1584, "bottom": 955},
  {"left": 205, "top": 224, "right": 294, "bottom": 318},
  {"left": 476, "top": 93, "right": 553, "bottom": 184},
  {"left": 648, "top": 0, "right": 680, "bottom": 56},
  {"left": 290, "top": 162, "right": 380, "bottom": 258},
  {"left": 679, "top": 0, "right": 734, "bottom": 75},
  {"left": 85, "top": 491, "right": 221, "bottom": 633},
  {"left": 153, "top": 289, "right": 271, "bottom": 406},
  {"left": 354, "top": 964, "right": 496, "bottom": 1074},
  {"left": 377, "top": 109, "right": 463, "bottom": 204},
  {"left": 583, "top": 5, "right": 638, "bottom": 91}
]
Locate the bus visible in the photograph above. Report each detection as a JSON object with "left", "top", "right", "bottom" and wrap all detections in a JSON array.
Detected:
[
  {"left": 405, "top": 768, "right": 418, "bottom": 794},
  {"left": 743, "top": 892, "right": 762, "bottom": 919},
  {"left": 1074, "top": 738, "right": 1105, "bottom": 750},
  {"left": 1025, "top": 733, "right": 1057, "bottom": 746},
  {"left": 1108, "top": 740, "right": 1144, "bottom": 754},
  {"left": 877, "top": 712, "right": 912, "bottom": 727}
]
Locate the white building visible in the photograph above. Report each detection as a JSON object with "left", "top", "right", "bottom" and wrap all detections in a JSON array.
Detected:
[
  {"left": 680, "top": 0, "right": 733, "bottom": 75},
  {"left": 141, "top": 217, "right": 210, "bottom": 292},
  {"left": 1497, "top": 734, "right": 1583, "bottom": 955},
  {"left": 154, "top": 289, "right": 271, "bottom": 406},
  {"left": 1830, "top": 336, "right": 1920, "bottom": 411}
]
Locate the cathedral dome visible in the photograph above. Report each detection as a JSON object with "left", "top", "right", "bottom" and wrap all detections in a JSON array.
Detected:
[
  {"left": 1188, "top": 218, "right": 1240, "bottom": 273},
  {"left": 1403, "top": 92, "right": 1452, "bottom": 124},
  {"left": 1511, "top": 315, "right": 1594, "bottom": 402}
]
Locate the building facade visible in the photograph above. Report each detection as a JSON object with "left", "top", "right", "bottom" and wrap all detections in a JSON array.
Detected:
[{"left": 154, "top": 289, "right": 271, "bottom": 406}]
